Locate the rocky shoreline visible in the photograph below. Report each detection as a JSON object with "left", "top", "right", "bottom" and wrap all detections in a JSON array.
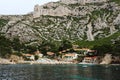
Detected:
[
  {"left": 0, "top": 58, "right": 15, "bottom": 64},
  {"left": 0, "top": 57, "right": 120, "bottom": 65},
  {"left": 0, "top": 58, "right": 74, "bottom": 65},
  {"left": 18, "top": 58, "right": 74, "bottom": 64}
]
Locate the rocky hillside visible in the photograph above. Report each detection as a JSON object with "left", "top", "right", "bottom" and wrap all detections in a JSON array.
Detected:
[{"left": 0, "top": 0, "right": 120, "bottom": 46}]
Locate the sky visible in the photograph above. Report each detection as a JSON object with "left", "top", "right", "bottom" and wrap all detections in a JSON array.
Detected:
[{"left": 0, "top": 0, "right": 59, "bottom": 15}]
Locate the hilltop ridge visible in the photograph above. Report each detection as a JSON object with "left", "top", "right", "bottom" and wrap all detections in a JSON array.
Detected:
[{"left": 33, "top": 0, "right": 108, "bottom": 18}]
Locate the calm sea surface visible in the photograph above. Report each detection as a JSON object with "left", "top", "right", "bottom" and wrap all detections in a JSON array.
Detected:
[{"left": 0, "top": 64, "right": 120, "bottom": 80}]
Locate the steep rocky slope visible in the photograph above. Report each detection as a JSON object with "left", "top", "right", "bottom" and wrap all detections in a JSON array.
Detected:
[{"left": 0, "top": 0, "right": 120, "bottom": 46}]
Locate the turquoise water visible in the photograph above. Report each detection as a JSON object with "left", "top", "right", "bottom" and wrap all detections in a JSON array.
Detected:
[{"left": 0, "top": 64, "right": 120, "bottom": 80}]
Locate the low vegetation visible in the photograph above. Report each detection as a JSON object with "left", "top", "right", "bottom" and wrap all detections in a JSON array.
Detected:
[
  {"left": 111, "top": 0, "right": 120, "bottom": 5},
  {"left": 75, "top": 31, "right": 120, "bottom": 48},
  {"left": 74, "top": 31, "right": 120, "bottom": 55},
  {"left": 0, "top": 33, "right": 73, "bottom": 57},
  {"left": 0, "top": 31, "right": 119, "bottom": 57},
  {"left": 0, "top": 19, "right": 8, "bottom": 28}
]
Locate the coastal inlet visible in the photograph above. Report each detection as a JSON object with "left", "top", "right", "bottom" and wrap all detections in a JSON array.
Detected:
[{"left": 0, "top": 64, "right": 120, "bottom": 80}]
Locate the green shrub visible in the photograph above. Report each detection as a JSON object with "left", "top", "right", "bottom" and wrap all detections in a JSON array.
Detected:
[
  {"left": 35, "top": 55, "right": 39, "bottom": 60},
  {"left": 111, "top": 0, "right": 120, "bottom": 5}
]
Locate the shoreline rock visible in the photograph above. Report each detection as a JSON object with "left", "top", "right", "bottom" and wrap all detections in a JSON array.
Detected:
[
  {"left": 0, "top": 58, "right": 16, "bottom": 64},
  {"left": 0, "top": 56, "right": 120, "bottom": 65}
]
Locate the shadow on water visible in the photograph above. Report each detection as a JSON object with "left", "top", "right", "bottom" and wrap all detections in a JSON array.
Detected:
[{"left": 0, "top": 64, "right": 120, "bottom": 80}]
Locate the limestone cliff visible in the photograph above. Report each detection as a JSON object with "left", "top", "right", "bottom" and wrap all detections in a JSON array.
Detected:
[{"left": 0, "top": 0, "right": 120, "bottom": 45}]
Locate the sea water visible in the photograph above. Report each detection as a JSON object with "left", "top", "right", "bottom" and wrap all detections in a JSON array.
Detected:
[{"left": 0, "top": 64, "right": 120, "bottom": 80}]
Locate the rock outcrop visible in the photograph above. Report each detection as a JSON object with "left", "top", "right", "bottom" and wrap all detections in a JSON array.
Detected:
[
  {"left": 100, "top": 54, "right": 120, "bottom": 64},
  {"left": 112, "top": 56, "right": 120, "bottom": 64},
  {"left": 33, "top": 0, "right": 108, "bottom": 18},
  {"left": 100, "top": 54, "right": 112, "bottom": 64},
  {"left": 60, "top": 0, "right": 107, "bottom": 5},
  {"left": 0, "top": 0, "right": 120, "bottom": 45}
]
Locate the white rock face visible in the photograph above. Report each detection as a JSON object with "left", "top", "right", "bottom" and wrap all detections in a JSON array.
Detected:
[
  {"left": 114, "top": 14, "right": 120, "bottom": 25},
  {"left": 33, "top": 4, "right": 71, "bottom": 18},
  {"left": 86, "top": 22, "right": 94, "bottom": 41},
  {"left": 33, "top": 7, "right": 69, "bottom": 18},
  {"left": 60, "top": 0, "right": 85, "bottom": 5},
  {"left": 33, "top": 4, "right": 41, "bottom": 18},
  {"left": 33, "top": 0, "right": 108, "bottom": 18},
  {"left": 60, "top": 0, "right": 107, "bottom": 5},
  {"left": 85, "top": 0, "right": 107, "bottom": 4},
  {"left": 100, "top": 54, "right": 112, "bottom": 64}
]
